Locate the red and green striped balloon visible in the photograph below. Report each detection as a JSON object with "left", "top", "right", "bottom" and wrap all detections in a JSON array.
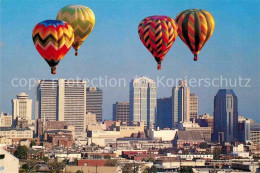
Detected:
[
  {"left": 176, "top": 9, "right": 215, "bottom": 61},
  {"left": 138, "top": 16, "right": 178, "bottom": 70}
]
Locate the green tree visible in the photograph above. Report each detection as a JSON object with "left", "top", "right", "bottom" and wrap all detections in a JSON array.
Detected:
[
  {"left": 43, "top": 156, "right": 49, "bottom": 163},
  {"left": 30, "top": 140, "right": 37, "bottom": 147},
  {"left": 104, "top": 155, "right": 111, "bottom": 159},
  {"left": 199, "top": 142, "right": 209, "bottom": 149},
  {"left": 14, "top": 146, "right": 28, "bottom": 159},
  {"left": 213, "top": 147, "right": 222, "bottom": 160},
  {"left": 76, "top": 170, "right": 83, "bottom": 173},
  {"left": 180, "top": 166, "right": 192, "bottom": 173},
  {"left": 49, "top": 159, "right": 66, "bottom": 172},
  {"left": 22, "top": 164, "right": 29, "bottom": 170},
  {"left": 105, "top": 159, "right": 118, "bottom": 166},
  {"left": 143, "top": 165, "right": 157, "bottom": 173}
]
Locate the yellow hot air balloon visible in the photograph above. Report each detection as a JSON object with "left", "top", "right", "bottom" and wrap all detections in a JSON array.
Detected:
[
  {"left": 176, "top": 9, "right": 215, "bottom": 61},
  {"left": 57, "top": 5, "right": 95, "bottom": 56}
]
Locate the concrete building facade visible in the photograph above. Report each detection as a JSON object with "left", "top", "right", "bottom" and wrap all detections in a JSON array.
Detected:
[
  {"left": 213, "top": 89, "right": 238, "bottom": 142},
  {"left": 86, "top": 87, "right": 103, "bottom": 122},
  {"left": 113, "top": 102, "right": 129, "bottom": 124},
  {"left": 12, "top": 92, "right": 32, "bottom": 121},
  {"left": 129, "top": 76, "right": 156, "bottom": 129},
  {"left": 36, "top": 79, "right": 87, "bottom": 138}
]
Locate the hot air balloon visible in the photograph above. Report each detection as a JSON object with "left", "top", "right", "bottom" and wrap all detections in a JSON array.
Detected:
[
  {"left": 32, "top": 20, "right": 74, "bottom": 74},
  {"left": 57, "top": 5, "right": 95, "bottom": 56},
  {"left": 176, "top": 9, "right": 215, "bottom": 61},
  {"left": 138, "top": 16, "right": 178, "bottom": 70}
]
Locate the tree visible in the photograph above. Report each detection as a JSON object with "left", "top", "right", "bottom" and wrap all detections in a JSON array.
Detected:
[
  {"left": 199, "top": 142, "right": 209, "bottom": 149},
  {"left": 15, "top": 146, "right": 28, "bottom": 159},
  {"left": 104, "top": 155, "right": 111, "bottom": 159},
  {"left": 76, "top": 170, "right": 83, "bottom": 173},
  {"left": 49, "top": 159, "right": 66, "bottom": 172},
  {"left": 122, "top": 163, "right": 134, "bottom": 173},
  {"left": 30, "top": 140, "right": 37, "bottom": 147},
  {"left": 180, "top": 166, "right": 192, "bottom": 173},
  {"left": 213, "top": 147, "right": 222, "bottom": 160},
  {"left": 105, "top": 159, "right": 118, "bottom": 166},
  {"left": 22, "top": 164, "right": 29, "bottom": 171},
  {"left": 43, "top": 156, "right": 49, "bottom": 163},
  {"left": 143, "top": 165, "right": 157, "bottom": 173}
]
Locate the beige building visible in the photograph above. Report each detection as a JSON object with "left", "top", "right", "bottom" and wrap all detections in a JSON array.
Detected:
[
  {"left": 36, "top": 79, "right": 87, "bottom": 138},
  {"left": 0, "top": 137, "right": 12, "bottom": 146},
  {"left": 189, "top": 93, "right": 198, "bottom": 120},
  {"left": 149, "top": 129, "right": 178, "bottom": 141},
  {"left": 109, "top": 121, "right": 145, "bottom": 138},
  {"left": 0, "top": 127, "right": 33, "bottom": 139},
  {"left": 85, "top": 112, "right": 97, "bottom": 126},
  {"left": 12, "top": 92, "right": 32, "bottom": 121},
  {"left": 0, "top": 149, "right": 19, "bottom": 173},
  {"left": 0, "top": 112, "right": 12, "bottom": 127}
]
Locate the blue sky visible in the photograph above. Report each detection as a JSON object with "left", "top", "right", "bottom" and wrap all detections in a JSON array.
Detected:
[{"left": 0, "top": 0, "right": 260, "bottom": 122}]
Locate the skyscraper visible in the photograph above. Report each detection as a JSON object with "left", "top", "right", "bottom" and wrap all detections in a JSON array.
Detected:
[
  {"left": 190, "top": 93, "right": 198, "bottom": 120},
  {"left": 12, "top": 92, "right": 32, "bottom": 121},
  {"left": 86, "top": 87, "right": 103, "bottom": 122},
  {"left": 156, "top": 97, "right": 172, "bottom": 129},
  {"left": 172, "top": 79, "right": 190, "bottom": 127},
  {"left": 113, "top": 102, "right": 129, "bottom": 124},
  {"left": 213, "top": 89, "right": 238, "bottom": 142},
  {"left": 35, "top": 79, "right": 86, "bottom": 138},
  {"left": 129, "top": 76, "right": 156, "bottom": 129}
]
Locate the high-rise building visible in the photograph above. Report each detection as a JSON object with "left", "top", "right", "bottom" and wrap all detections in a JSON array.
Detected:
[
  {"left": 36, "top": 79, "right": 86, "bottom": 138},
  {"left": 156, "top": 97, "right": 172, "bottom": 129},
  {"left": 113, "top": 102, "right": 129, "bottom": 124},
  {"left": 129, "top": 76, "right": 156, "bottom": 129},
  {"left": 12, "top": 92, "right": 32, "bottom": 121},
  {"left": 190, "top": 93, "right": 198, "bottom": 120},
  {"left": 172, "top": 79, "right": 190, "bottom": 127},
  {"left": 86, "top": 87, "right": 103, "bottom": 122},
  {"left": 213, "top": 89, "right": 238, "bottom": 142}
]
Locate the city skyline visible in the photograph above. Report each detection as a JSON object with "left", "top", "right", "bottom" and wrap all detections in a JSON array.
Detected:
[{"left": 1, "top": 0, "right": 260, "bottom": 123}]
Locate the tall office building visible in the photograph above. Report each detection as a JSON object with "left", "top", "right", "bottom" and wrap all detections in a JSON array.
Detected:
[
  {"left": 113, "top": 102, "right": 129, "bottom": 124},
  {"left": 129, "top": 76, "right": 156, "bottom": 129},
  {"left": 213, "top": 89, "right": 238, "bottom": 142},
  {"left": 172, "top": 79, "right": 190, "bottom": 127},
  {"left": 86, "top": 87, "right": 103, "bottom": 122},
  {"left": 190, "top": 93, "right": 198, "bottom": 120},
  {"left": 156, "top": 97, "right": 172, "bottom": 129},
  {"left": 12, "top": 92, "right": 32, "bottom": 121},
  {"left": 36, "top": 79, "right": 86, "bottom": 138}
]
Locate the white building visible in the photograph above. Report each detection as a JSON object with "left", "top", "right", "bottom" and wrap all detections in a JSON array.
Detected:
[
  {"left": 0, "top": 149, "right": 19, "bottom": 173},
  {"left": 129, "top": 76, "right": 156, "bottom": 129},
  {"left": 149, "top": 128, "right": 178, "bottom": 141},
  {"left": 172, "top": 79, "right": 191, "bottom": 127},
  {"left": 36, "top": 79, "right": 87, "bottom": 138},
  {"left": 231, "top": 144, "right": 250, "bottom": 158},
  {"left": 0, "top": 127, "right": 33, "bottom": 139},
  {"left": 12, "top": 92, "right": 32, "bottom": 121}
]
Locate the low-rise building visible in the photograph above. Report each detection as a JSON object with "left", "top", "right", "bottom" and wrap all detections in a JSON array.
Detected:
[
  {"left": 173, "top": 131, "right": 205, "bottom": 148},
  {"left": 0, "top": 149, "right": 19, "bottom": 173},
  {"left": 0, "top": 127, "right": 33, "bottom": 139},
  {"left": 166, "top": 153, "right": 214, "bottom": 160},
  {"left": 148, "top": 128, "right": 178, "bottom": 141},
  {"left": 154, "top": 157, "right": 205, "bottom": 171}
]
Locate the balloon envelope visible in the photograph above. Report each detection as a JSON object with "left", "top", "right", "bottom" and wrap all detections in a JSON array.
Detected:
[
  {"left": 176, "top": 9, "right": 215, "bottom": 61},
  {"left": 57, "top": 5, "right": 95, "bottom": 56},
  {"left": 138, "top": 15, "right": 178, "bottom": 70},
  {"left": 32, "top": 20, "right": 74, "bottom": 74}
]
